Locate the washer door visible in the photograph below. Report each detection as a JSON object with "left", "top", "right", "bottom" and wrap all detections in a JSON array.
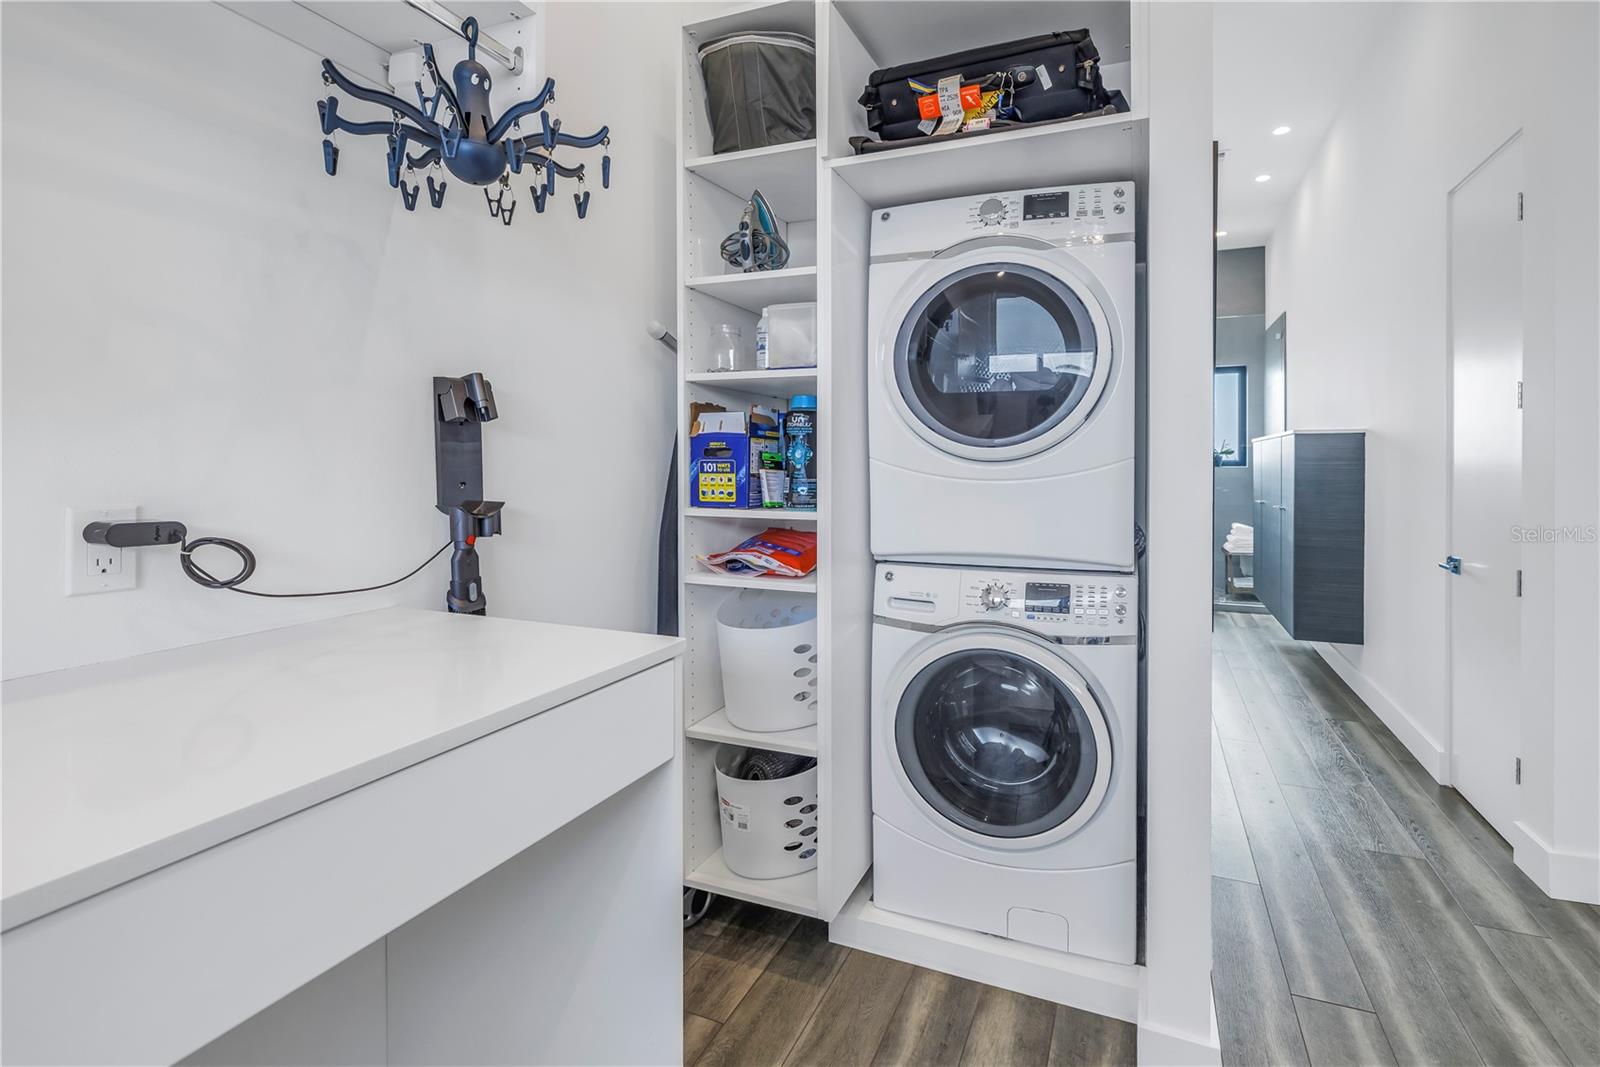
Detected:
[
  {"left": 890, "top": 630, "right": 1113, "bottom": 848},
  {"left": 888, "top": 255, "right": 1114, "bottom": 463}
]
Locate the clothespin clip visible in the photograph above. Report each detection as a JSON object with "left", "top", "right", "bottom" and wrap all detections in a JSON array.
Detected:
[
  {"left": 504, "top": 138, "right": 526, "bottom": 175},
  {"left": 500, "top": 196, "right": 517, "bottom": 226},
  {"left": 544, "top": 161, "right": 557, "bottom": 196},
  {"left": 322, "top": 138, "right": 339, "bottom": 176},
  {"left": 439, "top": 123, "right": 461, "bottom": 160},
  {"left": 574, "top": 189, "right": 590, "bottom": 219},
  {"left": 399, "top": 171, "right": 420, "bottom": 211},
  {"left": 427, "top": 170, "right": 447, "bottom": 208},
  {"left": 602, "top": 138, "right": 611, "bottom": 189},
  {"left": 318, "top": 96, "right": 339, "bottom": 136},
  {"left": 484, "top": 187, "right": 503, "bottom": 218},
  {"left": 386, "top": 126, "right": 409, "bottom": 188},
  {"left": 531, "top": 181, "right": 548, "bottom": 213}
]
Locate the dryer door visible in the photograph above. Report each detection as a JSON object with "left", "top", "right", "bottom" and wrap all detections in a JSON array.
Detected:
[
  {"left": 889, "top": 630, "right": 1113, "bottom": 848},
  {"left": 890, "top": 257, "right": 1114, "bottom": 463}
]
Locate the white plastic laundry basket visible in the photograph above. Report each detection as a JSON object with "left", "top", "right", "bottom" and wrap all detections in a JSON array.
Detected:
[
  {"left": 714, "top": 745, "right": 819, "bottom": 879},
  {"left": 715, "top": 589, "right": 819, "bottom": 732}
]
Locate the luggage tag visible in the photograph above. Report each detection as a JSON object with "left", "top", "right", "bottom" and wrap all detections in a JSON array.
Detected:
[{"left": 932, "top": 74, "right": 965, "bottom": 137}]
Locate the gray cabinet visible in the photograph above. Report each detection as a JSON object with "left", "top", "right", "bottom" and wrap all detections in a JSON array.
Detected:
[{"left": 1251, "top": 431, "right": 1365, "bottom": 643}]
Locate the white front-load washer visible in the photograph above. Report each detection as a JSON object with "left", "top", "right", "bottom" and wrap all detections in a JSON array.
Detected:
[
  {"left": 871, "top": 562, "right": 1136, "bottom": 965},
  {"left": 868, "top": 183, "right": 1136, "bottom": 572}
]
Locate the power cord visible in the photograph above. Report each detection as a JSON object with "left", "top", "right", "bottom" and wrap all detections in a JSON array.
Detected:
[{"left": 179, "top": 536, "right": 451, "bottom": 598}]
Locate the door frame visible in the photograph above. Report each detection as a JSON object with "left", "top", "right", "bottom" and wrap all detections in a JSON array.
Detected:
[{"left": 1442, "top": 128, "right": 1523, "bottom": 790}]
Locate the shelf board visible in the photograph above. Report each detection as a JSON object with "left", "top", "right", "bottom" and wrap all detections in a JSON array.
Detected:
[
  {"left": 685, "top": 506, "right": 820, "bottom": 522},
  {"left": 828, "top": 113, "right": 1147, "bottom": 209},
  {"left": 686, "top": 266, "right": 818, "bottom": 314},
  {"left": 686, "top": 708, "right": 819, "bottom": 756},
  {"left": 685, "top": 570, "right": 818, "bottom": 593},
  {"left": 687, "top": 368, "right": 818, "bottom": 396},
  {"left": 686, "top": 141, "right": 818, "bottom": 218},
  {"left": 685, "top": 847, "right": 820, "bottom": 918}
]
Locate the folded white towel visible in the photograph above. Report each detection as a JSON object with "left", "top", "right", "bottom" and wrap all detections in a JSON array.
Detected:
[{"left": 1229, "top": 523, "right": 1254, "bottom": 537}]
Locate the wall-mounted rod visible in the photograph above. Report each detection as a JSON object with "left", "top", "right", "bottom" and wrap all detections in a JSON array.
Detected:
[{"left": 404, "top": 0, "right": 524, "bottom": 74}]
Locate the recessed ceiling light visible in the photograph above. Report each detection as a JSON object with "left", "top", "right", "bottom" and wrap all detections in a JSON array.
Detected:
[
  {"left": 1272, "top": 125, "right": 1292, "bottom": 136},
  {"left": 1254, "top": 174, "right": 1272, "bottom": 183},
  {"left": 1215, "top": 229, "right": 1228, "bottom": 238}
]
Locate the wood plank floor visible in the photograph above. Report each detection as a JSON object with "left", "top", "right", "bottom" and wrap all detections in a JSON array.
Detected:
[
  {"left": 1211, "top": 611, "right": 1600, "bottom": 1067},
  {"left": 683, "top": 900, "right": 1136, "bottom": 1066}
]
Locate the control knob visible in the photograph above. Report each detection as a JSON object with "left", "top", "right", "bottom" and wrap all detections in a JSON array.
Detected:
[
  {"left": 978, "top": 583, "right": 1009, "bottom": 611},
  {"left": 977, "top": 197, "right": 1007, "bottom": 225}
]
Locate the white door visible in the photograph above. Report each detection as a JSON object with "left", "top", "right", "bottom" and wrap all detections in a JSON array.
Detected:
[{"left": 1447, "top": 134, "right": 1523, "bottom": 837}]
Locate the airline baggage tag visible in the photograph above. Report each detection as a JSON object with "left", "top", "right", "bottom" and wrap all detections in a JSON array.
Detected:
[{"left": 933, "top": 75, "right": 965, "bottom": 136}]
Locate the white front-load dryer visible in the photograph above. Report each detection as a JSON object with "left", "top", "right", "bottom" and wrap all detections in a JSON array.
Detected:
[
  {"left": 870, "top": 562, "right": 1137, "bottom": 965},
  {"left": 868, "top": 183, "right": 1136, "bottom": 571}
]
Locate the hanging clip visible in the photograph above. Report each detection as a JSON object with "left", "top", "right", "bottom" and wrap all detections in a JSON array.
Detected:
[
  {"left": 574, "top": 189, "right": 590, "bottom": 219},
  {"left": 504, "top": 137, "right": 526, "bottom": 175},
  {"left": 484, "top": 187, "right": 504, "bottom": 218},
  {"left": 427, "top": 171, "right": 447, "bottom": 208},
  {"left": 531, "top": 181, "right": 548, "bottom": 213},
  {"left": 541, "top": 111, "right": 563, "bottom": 151},
  {"left": 500, "top": 196, "right": 517, "bottom": 226},
  {"left": 544, "top": 160, "right": 557, "bottom": 196},
  {"left": 400, "top": 171, "right": 421, "bottom": 211},
  {"left": 386, "top": 122, "right": 409, "bottom": 188},
  {"left": 601, "top": 137, "right": 611, "bottom": 189},
  {"left": 439, "top": 122, "right": 461, "bottom": 160},
  {"left": 322, "top": 138, "right": 339, "bottom": 176},
  {"left": 317, "top": 96, "right": 339, "bottom": 136}
]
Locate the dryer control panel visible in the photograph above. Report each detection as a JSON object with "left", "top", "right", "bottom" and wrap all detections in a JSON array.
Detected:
[
  {"left": 875, "top": 563, "right": 1135, "bottom": 637},
  {"left": 958, "top": 183, "right": 1135, "bottom": 236}
]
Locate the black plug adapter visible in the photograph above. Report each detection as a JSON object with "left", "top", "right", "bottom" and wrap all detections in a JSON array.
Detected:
[{"left": 83, "top": 521, "right": 188, "bottom": 548}]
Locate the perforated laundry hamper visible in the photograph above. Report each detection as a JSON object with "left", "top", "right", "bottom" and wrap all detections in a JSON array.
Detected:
[
  {"left": 715, "top": 589, "right": 819, "bottom": 732},
  {"left": 714, "top": 746, "right": 819, "bottom": 879}
]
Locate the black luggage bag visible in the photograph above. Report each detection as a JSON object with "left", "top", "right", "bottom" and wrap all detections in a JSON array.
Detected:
[{"left": 856, "top": 30, "right": 1128, "bottom": 149}]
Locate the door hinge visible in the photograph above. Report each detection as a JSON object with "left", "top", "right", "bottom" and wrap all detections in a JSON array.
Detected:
[
  {"left": 1517, "top": 380, "right": 1524, "bottom": 409},
  {"left": 1517, "top": 192, "right": 1524, "bottom": 221},
  {"left": 1515, "top": 757, "right": 1522, "bottom": 784},
  {"left": 1516, "top": 569, "right": 1523, "bottom": 597}
]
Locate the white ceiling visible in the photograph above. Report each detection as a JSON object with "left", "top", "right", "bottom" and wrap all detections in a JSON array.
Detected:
[{"left": 1213, "top": 2, "right": 1396, "bottom": 250}]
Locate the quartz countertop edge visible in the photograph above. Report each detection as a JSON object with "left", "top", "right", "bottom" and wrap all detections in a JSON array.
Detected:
[{"left": 1, "top": 608, "right": 684, "bottom": 931}]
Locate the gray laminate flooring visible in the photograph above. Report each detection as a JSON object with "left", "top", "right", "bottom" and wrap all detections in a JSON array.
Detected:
[
  {"left": 683, "top": 902, "right": 1136, "bottom": 1066},
  {"left": 1212, "top": 611, "right": 1600, "bottom": 1067}
]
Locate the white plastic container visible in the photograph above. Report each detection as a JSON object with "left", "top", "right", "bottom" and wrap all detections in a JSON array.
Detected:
[
  {"left": 714, "top": 745, "right": 819, "bottom": 879},
  {"left": 715, "top": 589, "right": 819, "bottom": 732},
  {"left": 758, "top": 302, "right": 817, "bottom": 369}
]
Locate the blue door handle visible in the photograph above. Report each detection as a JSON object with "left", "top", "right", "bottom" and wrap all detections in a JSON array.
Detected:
[{"left": 1438, "top": 555, "right": 1462, "bottom": 575}]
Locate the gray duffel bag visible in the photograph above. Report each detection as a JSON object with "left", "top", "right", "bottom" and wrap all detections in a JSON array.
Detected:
[{"left": 698, "top": 32, "right": 816, "bottom": 154}]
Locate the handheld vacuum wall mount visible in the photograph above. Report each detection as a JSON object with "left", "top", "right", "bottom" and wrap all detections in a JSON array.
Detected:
[{"left": 435, "top": 372, "right": 503, "bottom": 615}]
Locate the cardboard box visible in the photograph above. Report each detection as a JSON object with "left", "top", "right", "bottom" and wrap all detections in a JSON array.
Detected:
[{"left": 688, "top": 404, "right": 783, "bottom": 508}]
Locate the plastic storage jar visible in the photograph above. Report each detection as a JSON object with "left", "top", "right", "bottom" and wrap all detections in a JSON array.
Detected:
[
  {"left": 716, "top": 589, "right": 819, "bottom": 731},
  {"left": 759, "top": 302, "right": 818, "bottom": 369},
  {"left": 714, "top": 745, "right": 819, "bottom": 879}
]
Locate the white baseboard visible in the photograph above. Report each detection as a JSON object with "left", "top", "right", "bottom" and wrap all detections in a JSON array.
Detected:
[
  {"left": 1311, "top": 642, "right": 1450, "bottom": 783},
  {"left": 829, "top": 877, "right": 1141, "bottom": 1023},
  {"left": 1511, "top": 820, "right": 1600, "bottom": 904},
  {"left": 1136, "top": 997, "right": 1220, "bottom": 1066}
]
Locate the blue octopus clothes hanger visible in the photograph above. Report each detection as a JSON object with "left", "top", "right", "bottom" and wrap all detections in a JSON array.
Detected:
[{"left": 316, "top": 16, "right": 611, "bottom": 225}]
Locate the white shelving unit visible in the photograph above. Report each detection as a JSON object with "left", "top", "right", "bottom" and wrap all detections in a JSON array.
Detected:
[{"left": 677, "top": 0, "right": 1150, "bottom": 931}]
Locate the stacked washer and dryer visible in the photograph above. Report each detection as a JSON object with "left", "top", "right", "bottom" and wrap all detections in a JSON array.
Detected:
[{"left": 866, "top": 183, "right": 1139, "bottom": 965}]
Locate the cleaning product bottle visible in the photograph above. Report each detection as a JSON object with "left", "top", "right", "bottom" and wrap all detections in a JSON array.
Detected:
[
  {"left": 784, "top": 395, "right": 818, "bottom": 510},
  {"left": 755, "top": 307, "right": 771, "bottom": 370}
]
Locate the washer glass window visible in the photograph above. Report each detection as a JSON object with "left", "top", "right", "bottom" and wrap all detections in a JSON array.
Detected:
[
  {"left": 895, "top": 647, "right": 1100, "bottom": 838},
  {"left": 895, "top": 263, "right": 1100, "bottom": 450}
]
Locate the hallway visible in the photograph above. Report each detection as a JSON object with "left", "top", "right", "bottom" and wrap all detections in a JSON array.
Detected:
[{"left": 1211, "top": 612, "right": 1600, "bottom": 1065}]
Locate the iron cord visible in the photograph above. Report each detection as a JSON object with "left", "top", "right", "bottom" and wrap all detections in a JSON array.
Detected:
[{"left": 179, "top": 538, "right": 451, "bottom": 599}]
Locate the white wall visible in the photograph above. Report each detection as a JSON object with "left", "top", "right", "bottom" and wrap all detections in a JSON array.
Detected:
[
  {"left": 2, "top": 3, "right": 714, "bottom": 680},
  {"left": 1265, "top": 2, "right": 1599, "bottom": 901},
  {"left": 1139, "top": 2, "right": 1218, "bottom": 1060}
]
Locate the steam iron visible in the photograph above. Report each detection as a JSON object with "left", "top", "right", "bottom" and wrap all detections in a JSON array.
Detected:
[{"left": 719, "top": 188, "right": 791, "bottom": 273}]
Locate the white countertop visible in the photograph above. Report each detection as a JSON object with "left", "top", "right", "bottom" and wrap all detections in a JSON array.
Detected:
[{"left": 1, "top": 608, "right": 682, "bottom": 930}]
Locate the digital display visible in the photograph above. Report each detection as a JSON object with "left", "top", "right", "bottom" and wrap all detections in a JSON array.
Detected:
[
  {"left": 1023, "top": 192, "right": 1071, "bottom": 220},
  {"left": 1024, "top": 582, "right": 1072, "bottom": 613}
]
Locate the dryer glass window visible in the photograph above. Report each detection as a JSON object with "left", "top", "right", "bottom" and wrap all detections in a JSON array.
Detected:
[
  {"left": 896, "top": 264, "right": 1099, "bottom": 449},
  {"left": 895, "top": 648, "right": 1100, "bottom": 838}
]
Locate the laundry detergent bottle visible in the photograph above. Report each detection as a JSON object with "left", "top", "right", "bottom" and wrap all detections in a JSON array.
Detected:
[{"left": 784, "top": 395, "right": 818, "bottom": 510}]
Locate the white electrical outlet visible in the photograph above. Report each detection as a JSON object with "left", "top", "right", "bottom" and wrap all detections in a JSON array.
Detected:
[{"left": 66, "top": 506, "right": 139, "bottom": 596}]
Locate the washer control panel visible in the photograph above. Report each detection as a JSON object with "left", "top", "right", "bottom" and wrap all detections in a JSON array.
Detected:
[
  {"left": 876, "top": 563, "right": 1135, "bottom": 636},
  {"left": 959, "top": 182, "right": 1135, "bottom": 236}
]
